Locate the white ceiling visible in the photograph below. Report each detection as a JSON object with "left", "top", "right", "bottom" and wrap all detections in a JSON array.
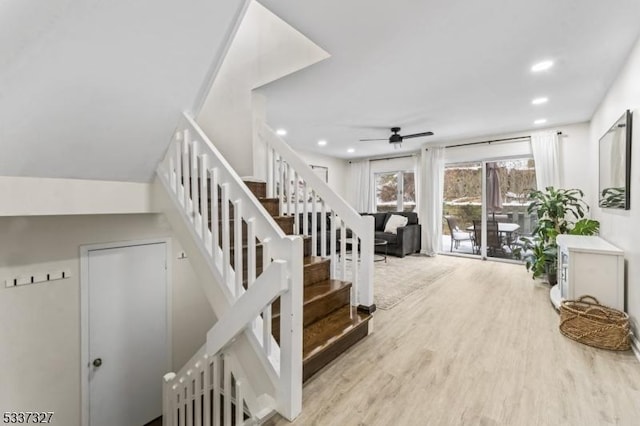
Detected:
[
  {"left": 257, "top": 0, "right": 640, "bottom": 159},
  {"left": 0, "top": 0, "right": 246, "bottom": 181}
]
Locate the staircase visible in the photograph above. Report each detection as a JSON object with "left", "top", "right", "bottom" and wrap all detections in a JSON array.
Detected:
[
  {"left": 156, "top": 112, "right": 375, "bottom": 424},
  {"left": 243, "top": 181, "right": 372, "bottom": 382}
]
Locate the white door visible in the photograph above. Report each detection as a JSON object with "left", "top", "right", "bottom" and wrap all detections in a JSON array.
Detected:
[{"left": 88, "top": 243, "right": 168, "bottom": 426}]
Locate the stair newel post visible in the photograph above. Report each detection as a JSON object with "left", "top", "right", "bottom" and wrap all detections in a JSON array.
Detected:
[
  {"left": 311, "top": 193, "right": 317, "bottom": 257},
  {"left": 162, "top": 373, "right": 177, "bottom": 426},
  {"left": 233, "top": 199, "right": 243, "bottom": 299},
  {"left": 359, "top": 215, "right": 375, "bottom": 308},
  {"left": 221, "top": 183, "right": 231, "bottom": 289},
  {"left": 174, "top": 137, "right": 183, "bottom": 202},
  {"left": 182, "top": 131, "right": 192, "bottom": 217},
  {"left": 278, "top": 236, "right": 303, "bottom": 421},
  {"left": 191, "top": 141, "right": 200, "bottom": 233},
  {"left": 199, "top": 155, "right": 209, "bottom": 241},
  {"left": 261, "top": 237, "right": 273, "bottom": 355},
  {"left": 210, "top": 168, "right": 219, "bottom": 258}
]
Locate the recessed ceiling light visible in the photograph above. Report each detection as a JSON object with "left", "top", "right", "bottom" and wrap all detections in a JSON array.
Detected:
[
  {"left": 531, "top": 60, "right": 553, "bottom": 72},
  {"left": 276, "top": 128, "right": 287, "bottom": 136},
  {"left": 347, "top": 148, "right": 355, "bottom": 153},
  {"left": 317, "top": 140, "right": 327, "bottom": 146},
  {"left": 532, "top": 97, "right": 549, "bottom": 105},
  {"left": 534, "top": 119, "right": 547, "bottom": 125}
]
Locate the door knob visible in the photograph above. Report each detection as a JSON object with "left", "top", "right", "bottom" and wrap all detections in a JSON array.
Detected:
[{"left": 93, "top": 358, "right": 103, "bottom": 368}]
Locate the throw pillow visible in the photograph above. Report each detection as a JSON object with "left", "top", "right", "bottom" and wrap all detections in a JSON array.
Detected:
[{"left": 384, "top": 214, "right": 408, "bottom": 234}]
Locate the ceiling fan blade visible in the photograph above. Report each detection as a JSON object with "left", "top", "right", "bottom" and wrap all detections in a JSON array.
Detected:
[
  {"left": 358, "top": 138, "right": 389, "bottom": 142},
  {"left": 402, "top": 131, "right": 434, "bottom": 139}
]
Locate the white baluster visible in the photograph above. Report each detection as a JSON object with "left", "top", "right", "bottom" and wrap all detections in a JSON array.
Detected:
[
  {"left": 330, "top": 211, "right": 337, "bottom": 278},
  {"left": 294, "top": 172, "right": 300, "bottom": 235},
  {"left": 175, "top": 139, "right": 183, "bottom": 202},
  {"left": 303, "top": 183, "right": 309, "bottom": 236},
  {"left": 340, "top": 219, "right": 347, "bottom": 281},
  {"left": 223, "top": 355, "right": 232, "bottom": 426},
  {"left": 182, "top": 137, "right": 191, "bottom": 216},
  {"left": 203, "top": 355, "right": 211, "bottom": 426},
  {"left": 210, "top": 168, "right": 219, "bottom": 258},
  {"left": 194, "top": 361, "right": 203, "bottom": 426},
  {"left": 262, "top": 238, "right": 272, "bottom": 355},
  {"left": 352, "top": 233, "right": 359, "bottom": 308},
  {"left": 163, "top": 373, "right": 176, "bottom": 426},
  {"left": 286, "top": 162, "right": 292, "bottom": 217},
  {"left": 233, "top": 199, "right": 243, "bottom": 299},
  {"left": 186, "top": 370, "right": 194, "bottom": 426},
  {"left": 213, "top": 356, "right": 221, "bottom": 426},
  {"left": 311, "top": 193, "right": 317, "bottom": 257},
  {"left": 278, "top": 156, "right": 284, "bottom": 213},
  {"left": 221, "top": 184, "right": 231, "bottom": 288},
  {"left": 247, "top": 218, "right": 256, "bottom": 286},
  {"left": 269, "top": 148, "right": 276, "bottom": 198},
  {"left": 320, "top": 201, "right": 327, "bottom": 257},
  {"left": 200, "top": 155, "right": 209, "bottom": 242},
  {"left": 191, "top": 141, "right": 200, "bottom": 233},
  {"left": 235, "top": 379, "right": 243, "bottom": 426}
]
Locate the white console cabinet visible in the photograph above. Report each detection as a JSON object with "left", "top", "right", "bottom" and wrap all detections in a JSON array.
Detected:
[{"left": 550, "top": 235, "right": 625, "bottom": 311}]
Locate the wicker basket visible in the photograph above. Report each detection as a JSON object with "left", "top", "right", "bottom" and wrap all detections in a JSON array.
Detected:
[{"left": 559, "top": 295, "right": 631, "bottom": 351}]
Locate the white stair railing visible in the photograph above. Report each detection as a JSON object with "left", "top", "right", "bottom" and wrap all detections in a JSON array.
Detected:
[
  {"left": 258, "top": 123, "right": 375, "bottom": 309},
  {"left": 163, "top": 261, "right": 289, "bottom": 425},
  {"left": 156, "top": 112, "right": 303, "bottom": 422}
]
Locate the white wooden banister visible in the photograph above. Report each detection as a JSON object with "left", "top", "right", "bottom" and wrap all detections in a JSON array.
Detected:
[{"left": 157, "top": 112, "right": 303, "bottom": 424}]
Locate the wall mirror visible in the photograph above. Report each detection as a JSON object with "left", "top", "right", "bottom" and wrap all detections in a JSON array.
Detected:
[{"left": 599, "top": 110, "right": 632, "bottom": 209}]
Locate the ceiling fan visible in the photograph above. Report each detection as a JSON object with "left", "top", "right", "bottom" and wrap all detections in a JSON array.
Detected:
[{"left": 359, "top": 127, "right": 434, "bottom": 148}]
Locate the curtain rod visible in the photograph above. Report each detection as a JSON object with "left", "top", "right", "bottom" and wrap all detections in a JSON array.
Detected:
[
  {"left": 348, "top": 154, "right": 416, "bottom": 164},
  {"left": 433, "top": 131, "right": 563, "bottom": 150}
]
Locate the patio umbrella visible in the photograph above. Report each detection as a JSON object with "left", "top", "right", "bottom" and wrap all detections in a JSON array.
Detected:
[{"left": 486, "top": 162, "right": 503, "bottom": 213}]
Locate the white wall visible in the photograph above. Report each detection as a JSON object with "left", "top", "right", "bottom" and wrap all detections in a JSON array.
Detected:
[
  {"left": 197, "top": 1, "right": 329, "bottom": 176},
  {"left": 0, "top": 176, "right": 154, "bottom": 216},
  {"left": 589, "top": 35, "right": 640, "bottom": 340},
  {"left": 296, "top": 149, "right": 350, "bottom": 200},
  {"left": 0, "top": 214, "right": 214, "bottom": 425}
]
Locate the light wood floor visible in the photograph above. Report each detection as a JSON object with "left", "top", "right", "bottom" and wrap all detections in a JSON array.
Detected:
[{"left": 271, "top": 255, "right": 640, "bottom": 426}]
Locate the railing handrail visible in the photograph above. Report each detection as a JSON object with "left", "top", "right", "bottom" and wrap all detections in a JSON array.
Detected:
[{"left": 259, "top": 123, "right": 369, "bottom": 238}]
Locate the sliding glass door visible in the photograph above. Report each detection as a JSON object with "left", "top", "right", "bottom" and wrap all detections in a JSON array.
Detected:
[{"left": 442, "top": 158, "right": 537, "bottom": 261}]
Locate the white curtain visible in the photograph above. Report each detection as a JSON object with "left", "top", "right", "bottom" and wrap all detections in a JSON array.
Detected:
[
  {"left": 531, "top": 131, "right": 560, "bottom": 190},
  {"left": 347, "top": 160, "right": 372, "bottom": 212},
  {"left": 417, "top": 146, "right": 445, "bottom": 256}
]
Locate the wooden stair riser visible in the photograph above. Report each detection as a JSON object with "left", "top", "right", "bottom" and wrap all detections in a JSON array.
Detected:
[
  {"left": 304, "top": 258, "right": 330, "bottom": 286},
  {"left": 302, "top": 313, "right": 369, "bottom": 382},
  {"left": 258, "top": 198, "right": 280, "bottom": 216},
  {"left": 271, "top": 282, "right": 351, "bottom": 340},
  {"left": 244, "top": 181, "right": 266, "bottom": 198}
]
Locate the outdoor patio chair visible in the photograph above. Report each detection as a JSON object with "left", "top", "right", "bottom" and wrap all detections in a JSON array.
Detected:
[{"left": 444, "top": 215, "right": 473, "bottom": 252}]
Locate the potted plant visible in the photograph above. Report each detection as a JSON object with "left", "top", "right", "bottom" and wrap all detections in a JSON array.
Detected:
[{"left": 516, "top": 187, "right": 600, "bottom": 284}]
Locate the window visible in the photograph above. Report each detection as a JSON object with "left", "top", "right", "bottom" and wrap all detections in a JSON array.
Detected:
[{"left": 375, "top": 170, "right": 415, "bottom": 212}]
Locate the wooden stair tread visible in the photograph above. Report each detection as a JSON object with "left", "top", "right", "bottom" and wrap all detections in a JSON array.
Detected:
[
  {"left": 303, "top": 306, "right": 371, "bottom": 361},
  {"left": 272, "top": 279, "right": 351, "bottom": 317}
]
